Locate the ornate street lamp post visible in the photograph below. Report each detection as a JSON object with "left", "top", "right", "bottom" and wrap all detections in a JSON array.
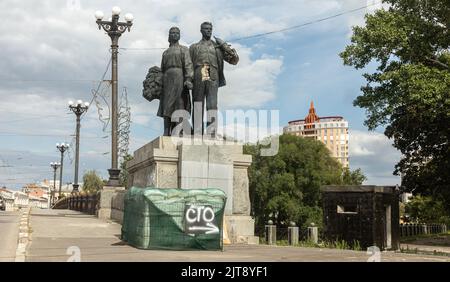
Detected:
[
  {"left": 95, "top": 7, "right": 134, "bottom": 186},
  {"left": 56, "top": 143, "right": 70, "bottom": 200},
  {"left": 68, "top": 100, "right": 89, "bottom": 193},
  {"left": 50, "top": 162, "right": 61, "bottom": 206}
]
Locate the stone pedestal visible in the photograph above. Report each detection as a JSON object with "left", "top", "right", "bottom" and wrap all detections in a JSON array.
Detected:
[
  {"left": 288, "top": 227, "right": 299, "bottom": 245},
  {"left": 307, "top": 226, "right": 319, "bottom": 244},
  {"left": 127, "top": 136, "right": 258, "bottom": 244},
  {"left": 265, "top": 225, "right": 276, "bottom": 245},
  {"left": 98, "top": 186, "right": 125, "bottom": 222}
]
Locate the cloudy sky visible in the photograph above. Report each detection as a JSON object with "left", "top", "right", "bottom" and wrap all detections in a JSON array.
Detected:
[{"left": 0, "top": 0, "right": 401, "bottom": 189}]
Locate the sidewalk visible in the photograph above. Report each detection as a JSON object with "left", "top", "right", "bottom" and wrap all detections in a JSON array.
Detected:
[
  {"left": 401, "top": 244, "right": 450, "bottom": 255},
  {"left": 26, "top": 209, "right": 449, "bottom": 262},
  {"left": 0, "top": 211, "right": 20, "bottom": 262}
]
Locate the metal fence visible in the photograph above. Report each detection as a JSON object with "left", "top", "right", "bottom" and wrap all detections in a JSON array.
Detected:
[
  {"left": 256, "top": 223, "right": 449, "bottom": 246},
  {"left": 52, "top": 193, "right": 100, "bottom": 215},
  {"left": 399, "top": 223, "right": 448, "bottom": 237},
  {"left": 257, "top": 226, "right": 311, "bottom": 245}
]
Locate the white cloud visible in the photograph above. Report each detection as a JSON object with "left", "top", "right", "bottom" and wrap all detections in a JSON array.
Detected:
[
  {"left": 220, "top": 45, "right": 283, "bottom": 108},
  {"left": 349, "top": 130, "right": 401, "bottom": 185},
  {"left": 350, "top": 130, "right": 390, "bottom": 155},
  {"left": 217, "top": 109, "right": 281, "bottom": 143}
]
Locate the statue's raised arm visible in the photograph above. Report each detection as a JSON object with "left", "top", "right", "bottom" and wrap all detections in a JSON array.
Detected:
[{"left": 214, "top": 36, "right": 239, "bottom": 65}]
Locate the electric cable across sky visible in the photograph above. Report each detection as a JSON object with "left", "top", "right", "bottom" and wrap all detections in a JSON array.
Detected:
[{"left": 119, "top": 2, "right": 381, "bottom": 51}]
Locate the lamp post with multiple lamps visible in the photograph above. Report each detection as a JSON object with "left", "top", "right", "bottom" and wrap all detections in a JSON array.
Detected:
[
  {"left": 68, "top": 100, "right": 89, "bottom": 193},
  {"left": 56, "top": 143, "right": 70, "bottom": 200},
  {"left": 95, "top": 6, "right": 134, "bottom": 186},
  {"left": 50, "top": 162, "right": 61, "bottom": 206}
]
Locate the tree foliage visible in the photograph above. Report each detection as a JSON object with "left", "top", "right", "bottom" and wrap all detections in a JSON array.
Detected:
[
  {"left": 340, "top": 0, "right": 450, "bottom": 211},
  {"left": 342, "top": 168, "right": 367, "bottom": 185},
  {"left": 245, "top": 134, "right": 366, "bottom": 230},
  {"left": 405, "top": 195, "right": 450, "bottom": 225},
  {"left": 119, "top": 154, "right": 134, "bottom": 189},
  {"left": 82, "top": 170, "right": 104, "bottom": 194}
]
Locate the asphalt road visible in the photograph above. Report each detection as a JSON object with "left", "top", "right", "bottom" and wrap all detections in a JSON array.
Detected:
[{"left": 0, "top": 211, "right": 19, "bottom": 262}]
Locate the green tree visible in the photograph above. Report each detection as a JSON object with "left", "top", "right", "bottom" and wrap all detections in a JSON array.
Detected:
[
  {"left": 119, "top": 154, "right": 134, "bottom": 189},
  {"left": 82, "top": 170, "right": 104, "bottom": 194},
  {"left": 340, "top": 0, "right": 450, "bottom": 212},
  {"left": 341, "top": 168, "right": 367, "bottom": 185},
  {"left": 405, "top": 195, "right": 450, "bottom": 225},
  {"left": 245, "top": 134, "right": 365, "bottom": 230}
]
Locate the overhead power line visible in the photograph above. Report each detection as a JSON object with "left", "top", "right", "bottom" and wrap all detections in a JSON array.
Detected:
[
  {"left": 87, "top": 57, "right": 113, "bottom": 110},
  {"left": 0, "top": 79, "right": 103, "bottom": 83},
  {"left": 120, "top": 2, "right": 381, "bottom": 51},
  {"left": 231, "top": 3, "right": 380, "bottom": 42},
  {"left": 0, "top": 115, "right": 71, "bottom": 125},
  {"left": 0, "top": 132, "right": 109, "bottom": 138}
]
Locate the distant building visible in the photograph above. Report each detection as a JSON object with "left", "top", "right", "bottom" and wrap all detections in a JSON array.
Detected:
[
  {"left": 28, "top": 195, "right": 48, "bottom": 209},
  {"left": 23, "top": 183, "right": 49, "bottom": 199},
  {"left": 1, "top": 185, "right": 55, "bottom": 210},
  {"left": 14, "top": 191, "right": 29, "bottom": 208},
  {"left": 0, "top": 187, "right": 14, "bottom": 198},
  {"left": 0, "top": 187, "right": 15, "bottom": 211},
  {"left": 284, "top": 102, "right": 349, "bottom": 167},
  {"left": 40, "top": 179, "right": 60, "bottom": 191}
]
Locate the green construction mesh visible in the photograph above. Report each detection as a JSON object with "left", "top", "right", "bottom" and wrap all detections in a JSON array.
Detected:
[{"left": 121, "top": 187, "right": 226, "bottom": 251}]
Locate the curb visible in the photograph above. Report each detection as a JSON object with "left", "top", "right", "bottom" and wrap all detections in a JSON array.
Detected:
[{"left": 15, "top": 208, "right": 31, "bottom": 262}]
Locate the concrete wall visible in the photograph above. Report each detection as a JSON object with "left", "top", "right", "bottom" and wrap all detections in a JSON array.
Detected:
[
  {"left": 98, "top": 187, "right": 126, "bottom": 225},
  {"left": 111, "top": 190, "right": 126, "bottom": 224}
]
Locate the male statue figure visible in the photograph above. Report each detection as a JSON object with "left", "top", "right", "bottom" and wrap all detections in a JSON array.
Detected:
[
  {"left": 190, "top": 22, "right": 239, "bottom": 137},
  {"left": 159, "top": 27, "right": 193, "bottom": 136}
]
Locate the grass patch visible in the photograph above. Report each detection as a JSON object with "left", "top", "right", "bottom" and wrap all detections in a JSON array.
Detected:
[
  {"left": 400, "top": 232, "right": 450, "bottom": 245},
  {"left": 271, "top": 239, "right": 362, "bottom": 251},
  {"left": 318, "top": 239, "right": 362, "bottom": 251}
]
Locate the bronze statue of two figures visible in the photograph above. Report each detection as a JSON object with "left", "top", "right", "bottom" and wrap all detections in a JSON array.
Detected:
[{"left": 143, "top": 22, "right": 239, "bottom": 137}]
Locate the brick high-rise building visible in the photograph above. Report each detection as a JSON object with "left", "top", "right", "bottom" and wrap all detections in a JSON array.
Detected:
[{"left": 284, "top": 102, "right": 349, "bottom": 167}]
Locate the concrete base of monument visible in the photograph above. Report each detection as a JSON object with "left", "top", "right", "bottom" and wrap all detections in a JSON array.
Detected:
[
  {"left": 225, "top": 215, "right": 259, "bottom": 245},
  {"left": 98, "top": 186, "right": 126, "bottom": 224},
  {"left": 126, "top": 136, "right": 259, "bottom": 245}
]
